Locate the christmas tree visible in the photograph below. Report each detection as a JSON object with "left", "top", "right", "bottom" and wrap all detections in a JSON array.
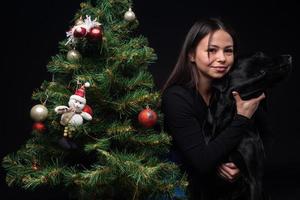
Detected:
[{"left": 2, "top": 1, "right": 187, "bottom": 199}]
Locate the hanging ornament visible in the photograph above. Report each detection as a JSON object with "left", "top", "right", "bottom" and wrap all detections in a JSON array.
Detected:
[
  {"left": 67, "top": 49, "right": 81, "bottom": 62},
  {"left": 138, "top": 106, "right": 158, "bottom": 128},
  {"left": 124, "top": 8, "right": 136, "bottom": 22},
  {"left": 73, "top": 26, "right": 87, "bottom": 38},
  {"left": 30, "top": 104, "right": 48, "bottom": 122},
  {"left": 87, "top": 26, "right": 103, "bottom": 41},
  {"left": 66, "top": 15, "right": 102, "bottom": 45},
  {"left": 32, "top": 122, "right": 46, "bottom": 133},
  {"left": 54, "top": 82, "right": 92, "bottom": 138},
  {"left": 32, "top": 160, "right": 40, "bottom": 171},
  {"left": 82, "top": 105, "right": 93, "bottom": 116}
]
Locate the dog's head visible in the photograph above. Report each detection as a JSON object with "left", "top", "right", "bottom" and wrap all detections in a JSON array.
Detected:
[
  {"left": 229, "top": 52, "right": 292, "bottom": 100},
  {"left": 207, "top": 52, "right": 292, "bottom": 139}
]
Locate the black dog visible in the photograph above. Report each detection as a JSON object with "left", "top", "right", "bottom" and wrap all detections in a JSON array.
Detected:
[{"left": 204, "top": 52, "right": 292, "bottom": 200}]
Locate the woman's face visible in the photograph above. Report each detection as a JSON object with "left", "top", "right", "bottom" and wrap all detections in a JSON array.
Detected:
[{"left": 190, "top": 29, "right": 234, "bottom": 80}]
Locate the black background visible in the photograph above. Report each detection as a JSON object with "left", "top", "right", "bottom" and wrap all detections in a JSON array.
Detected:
[{"left": 1, "top": 0, "right": 299, "bottom": 199}]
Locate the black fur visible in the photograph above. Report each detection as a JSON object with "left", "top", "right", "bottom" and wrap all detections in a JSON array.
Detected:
[{"left": 205, "top": 52, "right": 292, "bottom": 200}]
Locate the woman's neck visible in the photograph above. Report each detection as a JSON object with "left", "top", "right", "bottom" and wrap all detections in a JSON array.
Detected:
[{"left": 197, "top": 76, "right": 213, "bottom": 106}]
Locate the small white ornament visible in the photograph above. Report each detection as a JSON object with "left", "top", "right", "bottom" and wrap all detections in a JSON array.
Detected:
[
  {"left": 84, "top": 82, "right": 90, "bottom": 87},
  {"left": 124, "top": 8, "right": 136, "bottom": 22}
]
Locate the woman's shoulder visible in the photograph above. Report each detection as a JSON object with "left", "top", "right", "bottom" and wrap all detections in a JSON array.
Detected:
[
  {"left": 162, "top": 85, "right": 195, "bottom": 108},
  {"left": 162, "top": 84, "right": 193, "bottom": 98}
]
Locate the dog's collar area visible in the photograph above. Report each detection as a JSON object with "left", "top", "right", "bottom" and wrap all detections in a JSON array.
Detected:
[{"left": 212, "top": 76, "right": 229, "bottom": 92}]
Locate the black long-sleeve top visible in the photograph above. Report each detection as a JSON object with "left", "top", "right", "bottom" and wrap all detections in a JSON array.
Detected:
[{"left": 161, "top": 84, "right": 273, "bottom": 199}]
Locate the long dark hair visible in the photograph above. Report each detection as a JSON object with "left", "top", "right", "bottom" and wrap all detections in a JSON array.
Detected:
[{"left": 161, "top": 18, "right": 237, "bottom": 94}]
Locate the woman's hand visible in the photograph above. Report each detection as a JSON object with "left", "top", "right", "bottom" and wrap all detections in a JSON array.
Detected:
[
  {"left": 217, "top": 162, "right": 240, "bottom": 183},
  {"left": 232, "top": 91, "right": 266, "bottom": 119}
]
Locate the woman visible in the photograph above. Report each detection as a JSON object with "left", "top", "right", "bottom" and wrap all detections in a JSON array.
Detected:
[{"left": 161, "top": 18, "right": 270, "bottom": 199}]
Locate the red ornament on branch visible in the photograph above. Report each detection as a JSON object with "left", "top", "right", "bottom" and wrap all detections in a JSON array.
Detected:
[
  {"left": 138, "top": 106, "right": 158, "bottom": 128},
  {"left": 32, "top": 122, "right": 46, "bottom": 133},
  {"left": 73, "top": 27, "right": 87, "bottom": 38},
  {"left": 87, "top": 27, "right": 103, "bottom": 41},
  {"left": 65, "top": 15, "right": 103, "bottom": 45}
]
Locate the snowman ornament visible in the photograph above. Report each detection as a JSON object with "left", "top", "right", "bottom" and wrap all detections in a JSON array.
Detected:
[{"left": 55, "top": 82, "right": 92, "bottom": 137}]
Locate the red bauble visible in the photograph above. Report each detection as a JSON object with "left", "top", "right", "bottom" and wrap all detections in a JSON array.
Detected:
[
  {"left": 32, "top": 122, "right": 46, "bottom": 133},
  {"left": 138, "top": 107, "right": 158, "bottom": 128},
  {"left": 73, "top": 26, "right": 87, "bottom": 38},
  {"left": 82, "top": 105, "right": 93, "bottom": 116},
  {"left": 87, "top": 27, "right": 103, "bottom": 41}
]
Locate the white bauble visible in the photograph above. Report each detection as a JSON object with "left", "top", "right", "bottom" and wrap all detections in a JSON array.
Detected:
[
  {"left": 124, "top": 8, "right": 136, "bottom": 22},
  {"left": 30, "top": 104, "right": 48, "bottom": 122}
]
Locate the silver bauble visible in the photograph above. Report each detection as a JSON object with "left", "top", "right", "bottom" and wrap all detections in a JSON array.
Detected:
[
  {"left": 124, "top": 8, "right": 136, "bottom": 22},
  {"left": 67, "top": 49, "right": 81, "bottom": 62},
  {"left": 30, "top": 104, "right": 48, "bottom": 122}
]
